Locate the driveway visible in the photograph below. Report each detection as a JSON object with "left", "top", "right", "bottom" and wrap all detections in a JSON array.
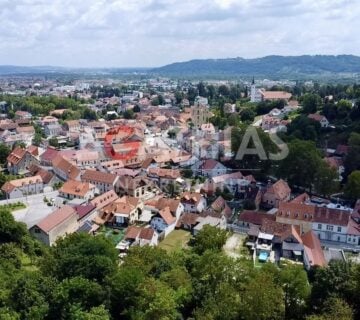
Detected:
[{"left": 4, "top": 191, "right": 60, "bottom": 228}]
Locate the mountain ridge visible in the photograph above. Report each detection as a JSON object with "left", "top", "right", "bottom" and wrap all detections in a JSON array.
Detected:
[{"left": 151, "top": 54, "right": 360, "bottom": 78}]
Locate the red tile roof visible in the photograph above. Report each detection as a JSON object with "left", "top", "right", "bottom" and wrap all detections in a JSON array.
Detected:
[
  {"left": 40, "top": 147, "right": 59, "bottom": 164},
  {"left": 82, "top": 170, "right": 118, "bottom": 185},
  {"left": 238, "top": 210, "right": 276, "bottom": 226},
  {"left": 36, "top": 205, "right": 76, "bottom": 233},
  {"left": 301, "top": 230, "right": 327, "bottom": 267},
  {"left": 139, "top": 228, "right": 155, "bottom": 240},
  {"left": 52, "top": 155, "right": 80, "bottom": 180},
  {"left": 159, "top": 206, "right": 176, "bottom": 225}
]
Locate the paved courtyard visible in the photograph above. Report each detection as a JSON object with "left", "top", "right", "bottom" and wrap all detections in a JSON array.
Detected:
[{"left": 3, "top": 191, "right": 60, "bottom": 228}]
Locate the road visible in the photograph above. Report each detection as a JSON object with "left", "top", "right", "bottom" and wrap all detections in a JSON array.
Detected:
[{"left": 3, "top": 191, "right": 60, "bottom": 228}]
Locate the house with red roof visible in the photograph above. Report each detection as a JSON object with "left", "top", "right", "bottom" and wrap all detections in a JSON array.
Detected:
[
  {"left": 52, "top": 155, "right": 81, "bottom": 181},
  {"left": 7, "top": 145, "right": 39, "bottom": 175},
  {"left": 308, "top": 113, "right": 329, "bottom": 128},
  {"left": 40, "top": 147, "right": 59, "bottom": 166},
  {"left": 180, "top": 192, "right": 207, "bottom": 213},
  {"left": 262, "top": 179, "right": 291, "bottom": 208},
  {"left": 123, "top": 226, "right": 158, "bottom": 247},
  {"left": 59, "top": 180, "right": 98, "bottom": 201},
  {"left": 1, "top": 175, "right": 44, "bottom": 199}
]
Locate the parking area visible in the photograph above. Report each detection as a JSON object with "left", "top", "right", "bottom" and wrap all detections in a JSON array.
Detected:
[{"left": 8, "top": 191, "right": 60, "bottom": 228}]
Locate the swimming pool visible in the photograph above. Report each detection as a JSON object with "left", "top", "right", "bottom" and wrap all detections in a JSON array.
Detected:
[{"left": 259, "top": 251, "right": 269, "bottom": 262}]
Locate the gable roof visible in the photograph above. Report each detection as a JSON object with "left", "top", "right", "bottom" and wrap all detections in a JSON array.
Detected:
[
  {"left": 238, "top": 210, "right": 276, "bottom": 226},
  {"left": 139, "top": 228, "right": 155, "bottom": 240},
  {"left": 59, "top": 180, "right": 95, "bottom": 197},
  {"left": 82, "top": 169, "right": 118, "bottom": 185},
  {"left": 90, "top": 190, "right": 118, "bottom": 210},
  {"left": 262, "top": 91, "right": 292, "bottom": 100},
  {"left": 74, "top": 204, "right": 96, "bottom": 220},
  {"left": 2, "top": 175, "right": 43, "bottom": 193},
  {"left": 308, "top": 113, "right": 328, "bottom": 122},
  {"left": 40, "top": 147, "right": 59, "bottom": 164},
  {"left": 266, "top": 179, "right": 291, "bottom": 199},
  {"left": 52, "top": 155, "right": 80, "bottom": 180},
  {"left": 301, "top": 230, "right": 327, "bottom": 267},
  {"left": 158, "top": 206, "right": 176, "bottom": 225},
  {"left": 35, "top": 205, "right": 76, "bottom": 233}
]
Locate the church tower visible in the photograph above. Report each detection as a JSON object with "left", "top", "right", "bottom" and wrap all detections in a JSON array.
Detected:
[{"left": 250, "top": 77, "right": 257, "bottom": 102}]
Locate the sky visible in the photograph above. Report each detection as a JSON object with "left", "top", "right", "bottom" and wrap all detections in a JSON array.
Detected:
[{"left": 0, "top": 0, "right": 359, "bottom": 68}]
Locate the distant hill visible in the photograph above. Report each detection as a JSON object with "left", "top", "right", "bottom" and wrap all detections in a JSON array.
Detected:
[
  {"left": 151, "top": 55, "right": 360, "bottom": 78},
  {"left": 0, "top": 65, "right": 149, "bottom": 76}
]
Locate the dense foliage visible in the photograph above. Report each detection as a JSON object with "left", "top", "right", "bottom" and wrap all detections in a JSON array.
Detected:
[{"left": 1, "top": 213, "right": 360, "bottom": 320}]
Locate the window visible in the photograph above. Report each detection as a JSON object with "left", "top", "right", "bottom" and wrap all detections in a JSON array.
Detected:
[
  {"left": 318, "top": 224, "right": 322, "bottom": 230},
  {"left": 337, "top": 226, "right": 342, "bottom": 232},
  {"left": 326, "top": 225, "right": 333, "bottom": 231}
]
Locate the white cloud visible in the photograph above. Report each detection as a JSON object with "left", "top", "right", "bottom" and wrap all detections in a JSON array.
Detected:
[{"left": 0, "top": 0, "right": 359, "bottom": 67}]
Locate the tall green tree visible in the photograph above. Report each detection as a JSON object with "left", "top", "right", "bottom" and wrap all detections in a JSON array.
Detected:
[
  {"left": 277, "top": 139, "right": 322, "bottom": 190},
  {"left": 344, "top": 170, "right": 360, "bottom": 201},
  {"left": 314, "top": 162, "right": 339, "bottom": 197},
  {"left": 192, "top": 225, "right": 228, "bottom": 255}
]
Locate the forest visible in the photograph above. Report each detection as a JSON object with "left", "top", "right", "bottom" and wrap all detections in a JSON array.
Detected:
[{"left": 0, "top": 207, "right": 359, "bottom": 320}]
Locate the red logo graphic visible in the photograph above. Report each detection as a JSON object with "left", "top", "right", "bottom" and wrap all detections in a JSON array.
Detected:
[{"left": 103, "top": 126, "right": 141, "bottom": 161}]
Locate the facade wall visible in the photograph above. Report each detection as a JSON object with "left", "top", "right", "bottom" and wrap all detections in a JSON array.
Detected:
[{"left": 48, "top": 214, "right": 79, "bottom": 246}]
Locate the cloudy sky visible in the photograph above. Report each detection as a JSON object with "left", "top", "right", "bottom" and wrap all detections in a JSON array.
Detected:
[{"left": 0, "top": 0, "right": 359, "bottom": 67}]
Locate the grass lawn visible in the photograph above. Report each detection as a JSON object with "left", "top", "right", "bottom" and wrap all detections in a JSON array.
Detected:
[
  {"left": 98, "top": 226, "right": 125, "bottom": 245},
  {"left": 0, "top": 202, "right": 26, "bottom": 212},
  {"left": 159, "top": 230, "right": 192, "bottom": 252}
]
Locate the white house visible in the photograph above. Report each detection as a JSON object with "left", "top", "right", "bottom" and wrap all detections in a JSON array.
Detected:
[
  {"left": 1, "top": 175, "right": 44, "bottom": 199},
  {"left": 192, "top": 159, "right": 228, "bottom": 178},
  {"left": 180, "top": 192, "right": 207, "bottom": 213},
  {"left": 308, "top": 114, "right": 329, "bottom": 128}
]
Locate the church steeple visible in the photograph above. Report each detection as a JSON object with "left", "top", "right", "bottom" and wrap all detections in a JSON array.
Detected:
[{"left": 252, "top": 76, "right": 255, "bottom": 85}]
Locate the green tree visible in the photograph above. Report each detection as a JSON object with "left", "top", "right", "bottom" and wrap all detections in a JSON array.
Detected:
[
  {"left": 277, "top": 140, "right": 322, "bottom": 190},
  {"left": 108, "top": 267, "right": 145, "bottom": 318},
  {"left": 48, "top": 137, "right": 59, "bottom": 148},
  {"left": 240, "top": 270, "right": 285, "bottom": 320},
  {"left": 123, "top": 109, "right": 134, "bottom": 119},
  {"left": 40, "top": 233, "right": 118, "bottom": 283},
  {"left": 51, "top": 277, "right": 107, "bottom": 319},
  {"left": 67, "top": 305, "right": 110, "bottom": 320},
  {"left": 345, "top": 132, "right": 360, "bottom": 175},
  {"left": 310, "top": 261, "right": 353, "bottom": 311},
  {"left": 314, "top": 162, "right": 339, "bottom": 197},
  {"left": 0, "top": 144, "right": 11, "bottom": 166},
  {"left": 0, "top": 209, "right": 28, "bottom": 246},
  {"left": 306, "top": 297, "right": 353, "bottom": 320},
  {"left": 10, "top": 272, "right": 55, "bottom": 320},
  {"left": 301, "top": 93, "right": 322, "bottom": 114},
  {"left": 279, "top": 265, "right": 310, "bottom": 319},
  {"left": 240, "top": 108, "right": 256, "bottom": 122},
  {"left": 128, "top": 278, "right": 180, "bottom": 320},
  {"left": 344, "top": 170, "right": 360, "bottom": 201},
  {"left": 192, "top": 225, "right": 228, "bottom": 255}
]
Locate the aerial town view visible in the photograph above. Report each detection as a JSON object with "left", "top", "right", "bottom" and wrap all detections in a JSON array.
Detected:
[{"left": 1, "top": 1, "right": 360, "bottom": 319}]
